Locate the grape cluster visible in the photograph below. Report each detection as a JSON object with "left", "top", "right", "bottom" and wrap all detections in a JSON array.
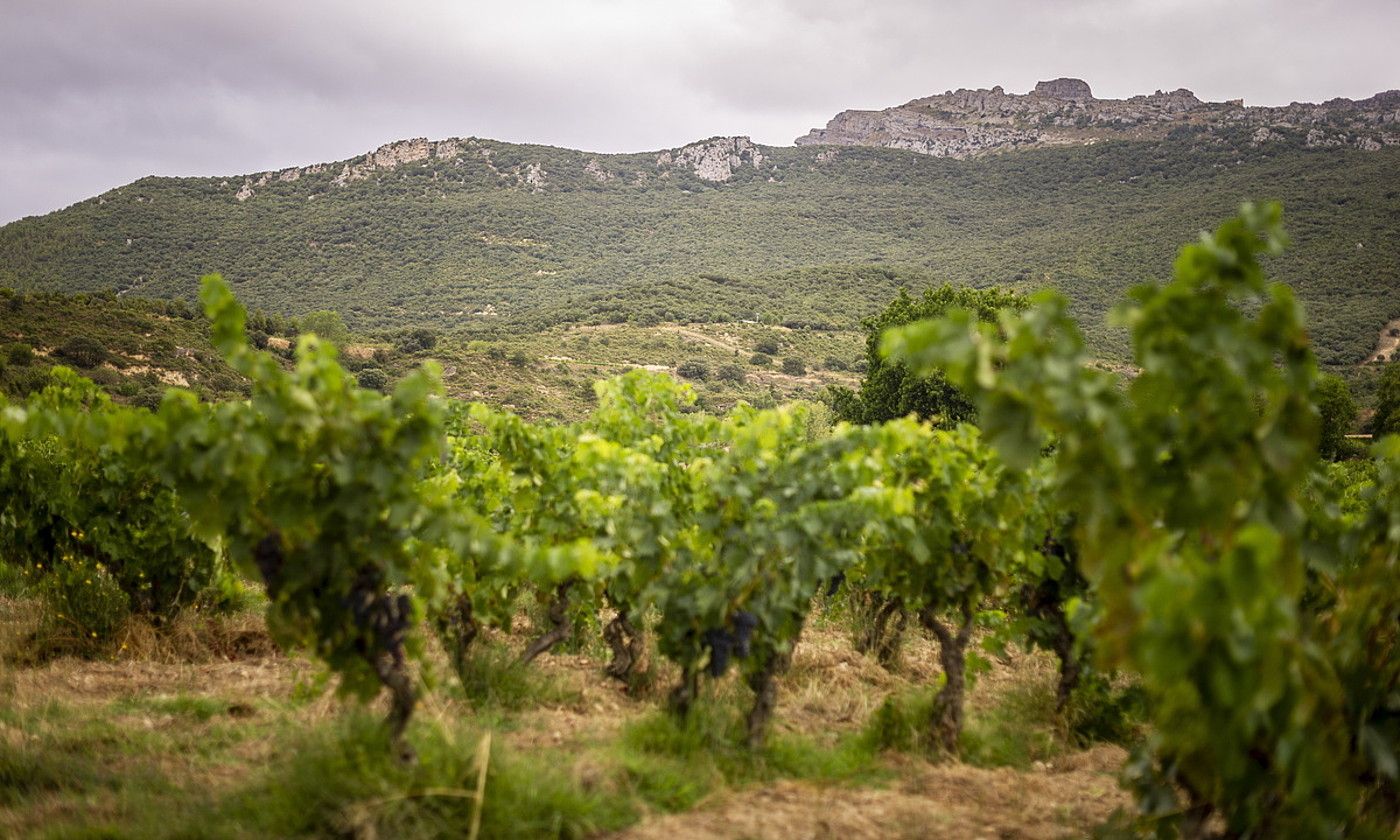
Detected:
[
  {"left": 345, "top": 569, "right": 413, "bottom": 657},
  {"left": 702, "top": 610, "right": 758, "bottom": 677}
]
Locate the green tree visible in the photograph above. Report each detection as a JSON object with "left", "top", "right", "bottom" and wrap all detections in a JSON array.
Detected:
[
  {"left": 356, "top": 368, "right": 388, "bottom": 392},
  {"left": 55, "top": 336, "right": 107, "bottom": 368},
  {"left": 297, "top": 310, "right": 349, "bottom": 346},
  {"left": 842, "top": 285, "right": 1025, "bottom": 425},
  {"left": 1315, "top": 373, "right": 1357, "bottom": 459},
  {"left": 676, "top": 360, "right": 710, "bottom": 381},
  {"left": 395, "top": 328, "right": 437, "bottom": 353},
  {"left": 1370, "top": 362, "right": 1400, "bottom": 437}
]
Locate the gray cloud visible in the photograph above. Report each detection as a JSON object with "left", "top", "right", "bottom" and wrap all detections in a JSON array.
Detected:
[{"left": 2, "top": 0, "right": 1395, "bottom": 222}]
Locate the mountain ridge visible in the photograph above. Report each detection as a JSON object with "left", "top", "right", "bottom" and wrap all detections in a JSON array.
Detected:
[
  {"left": 2, "top": 97, "right": 1398, "bottom": 370},
  {"left": 796, "top": 77, "right": 1400, "bottom": 158}
]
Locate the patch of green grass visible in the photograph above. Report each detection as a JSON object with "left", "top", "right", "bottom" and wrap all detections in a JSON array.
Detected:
[
  {"left": 205, "top": 714, "right": 636, "bottom": 840},
  {"left": 0, "top": 739, "right": 115, "bottom": 807},
  {"left": 960, "top": 683, "right": 1063, "bottom": 769},
  {"left": 0, "top": 564, "right": 32, "bottom": 599},
  {"left": 449, "top": 638, "right": 582, "bottom": 712},
  {"left": 112, "top": 694, "right": 231, "bottom": 722},
  {"left": 1063, "top": 676, "right": 1148, "bottom": 748},
  {"left": 616, "top": 700, "right": 885, "bottom": 810},
  {"left": 862, "top": 681, "right": 1071, "bottom": 769}
]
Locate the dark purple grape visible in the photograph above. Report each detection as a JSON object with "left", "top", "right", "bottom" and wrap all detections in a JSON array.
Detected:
[
  {"left": 731, "top": 611, "right": 757, "bottom": 658},
  {"left": 704, "top": 628, "right": 732, "bottom": 676}
]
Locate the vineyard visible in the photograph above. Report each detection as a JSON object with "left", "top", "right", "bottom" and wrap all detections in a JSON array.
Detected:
[{"left": 1, "top": 206, "right": 1397, "bottom": 838}]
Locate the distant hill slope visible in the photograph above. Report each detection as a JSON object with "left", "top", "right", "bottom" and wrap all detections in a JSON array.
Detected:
[
  {"left": 1, "top": 126, "right": 1398, "bottom": 365},
  {"left": 0, "top": 286, "right": 863, "bottom": 421},
  {"left": 0, "top": 289, "right": 251, "bottom": 404}
]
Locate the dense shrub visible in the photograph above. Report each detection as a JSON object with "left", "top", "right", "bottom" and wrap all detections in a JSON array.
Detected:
[
  {"left": 55, "top": 336, "right": 107, "bottom": 368},
  {"left": 676, "top": 361, "right": 710, "bottom": 381},
  {"left": 395, "top": 328, "right": 438, "bottom": 353},
  {"left": 5, "top": 343, "right": 32, "bottom": 366},
  {"left": 356, "top": 368, "right": 389, "bottom": 392},
  {"left": 36, "top": 558, "right": 131, "bottom": 650}
]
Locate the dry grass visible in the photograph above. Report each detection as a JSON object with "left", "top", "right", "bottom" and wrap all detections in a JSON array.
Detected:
[
  {"left": 615, "top": 750, "right": 1128, "bottom": 840},
  {"left": 0, "top": 595, "right": 1134, "bottom": 838}
]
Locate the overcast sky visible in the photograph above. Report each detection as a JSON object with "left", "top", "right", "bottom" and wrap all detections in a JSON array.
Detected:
[{"left": 2, "top": 0, "right": 1395, "bottom": 223}]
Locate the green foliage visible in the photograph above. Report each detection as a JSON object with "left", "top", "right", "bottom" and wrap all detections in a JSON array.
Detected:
[
  {"left": 748, "top": 352, "right": 771, "bottom": 366},
  {"left": 886, "top": 203, "right": 1400, "bottom": 836},
  {"left": 35, "top": 557, "right": 131, "bottom": 650},
  {"left": 851, "top": 421, "right": 1041, "bottom": 752},
  {"left": 675, "top": 360, "right": 709, "bottom": 381},
  {"left": 1315, "top": 372, "right": 1358, "bottom": 460},
  {"left": 395, "top": 327, "right": 438, "bottom": 353},
  {"left": 151, "top": 277, "right": 460, "bottom": 750},
  {"left": 54, "top": 335, "right": 107, "bottom": 368},
  {"left": 355, "top": 367, "right": 389, "bottom": 392},
  {"left": 779, "top": 357, "right": 806, "bottom": 376},
  {"left": 0, "top": 371, "right": 225, "bottom": 632},
  {"left": 1370, "top": 361, "right": 1400, "bottom": 436},
  {"left": 296, "top": 309, "right": 349, "bottom": 345},
  {"left": 4, "top": 343, "right": 31, "bottom": 366},
  {"left": 842, "top": 285, "right": 1025, "bottom": 425}
]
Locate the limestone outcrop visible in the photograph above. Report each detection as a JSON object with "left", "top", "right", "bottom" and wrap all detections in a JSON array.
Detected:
[
  {"left": 658, "top": 137, "right": 767, "bottom": 182},
  {"left": 797, "top": 79, "right": 1400, "bottom": 158}
]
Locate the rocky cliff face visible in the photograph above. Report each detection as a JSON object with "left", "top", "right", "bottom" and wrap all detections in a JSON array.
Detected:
[
  {"left": 796, "top": 79, "right": 1400, "bottom": 158},
  {"left": 231, "top": 135, "right": 777, "bottom": 201},
  {"left": 656, "top": 137, "right": 768, "bottom": 182}
]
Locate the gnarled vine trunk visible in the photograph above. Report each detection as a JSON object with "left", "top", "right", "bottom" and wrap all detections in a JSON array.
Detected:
[
  {"left": 519, "top": 580, "right": 575, "bottom": 665},
  {"left": 436, "top": 592, "right": 479, "bottom": 680},
  {"left": 1052, "top": 627, "right": 1081, "bottom": 714},
  {"left": 602, "top": 609, "right": 649, "bottom": 690},
  {"left": 256, "top": 532, "right": 418, "bottom": 763},
  {"left": 920, "top": 603, "right": 975, "bottom": 756},
  {"left": 745, "top": 621, "right": 803, "bottom": 748},
  {"left": 668, "top": 664, "right": 700, "bottom": 717}
]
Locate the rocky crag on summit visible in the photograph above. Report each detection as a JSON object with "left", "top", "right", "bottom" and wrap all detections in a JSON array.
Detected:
[
  {"left": 231, "top": 136, "right": 770, "bottom": 202},
  {"left": 796, "top": 77, "right": 1400, "bottom": 158}
]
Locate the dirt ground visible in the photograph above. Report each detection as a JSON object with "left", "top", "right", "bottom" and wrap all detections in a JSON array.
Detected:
[
  {"left": 617, "top": 747, "right": 1127, "bottom": 840},
  {"left": 0, "top": 601, "right": 1134, "bottom": 838}
]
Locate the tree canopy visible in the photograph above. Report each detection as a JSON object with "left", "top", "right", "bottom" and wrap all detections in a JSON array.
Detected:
[{"left": 835, "top": 285, "right": 1026, "bottom": 426}]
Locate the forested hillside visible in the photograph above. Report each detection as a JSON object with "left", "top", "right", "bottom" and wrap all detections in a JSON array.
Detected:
[{"left": 1, "top": 136, "right": 1397, "bottom": 365}]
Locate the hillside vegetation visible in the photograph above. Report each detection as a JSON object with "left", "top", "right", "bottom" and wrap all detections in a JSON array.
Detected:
[
  {"left": 0, "top": 287, "right": 861, "bottom": 419},
  {"left": 2, "top": 137, "right": 1397, "bottom": 366}
]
